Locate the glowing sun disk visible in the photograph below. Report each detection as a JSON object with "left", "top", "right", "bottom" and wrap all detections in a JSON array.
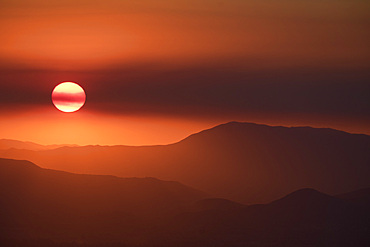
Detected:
[{"left": 52, "top": 82, "right": 86, "bottom": 113}]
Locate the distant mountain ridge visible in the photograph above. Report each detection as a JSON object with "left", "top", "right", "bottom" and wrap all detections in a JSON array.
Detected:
[
  {"left": 0, "top": 139, "right": 78, "bottom": 151},
  {"left": 0, "top": 121, "right": 369, "bottom": 203},
  {"left": 0, "top": 158, "right": 207, "bottom": 224},
  {"left": 336, "top": 187, "right": 370, "bottom": 207},
  {"left": 173, "top": 187, "right": 370, "bottom": 247},
  {"left": 1, "top": 158, "right": 369, "bottom": 247}
]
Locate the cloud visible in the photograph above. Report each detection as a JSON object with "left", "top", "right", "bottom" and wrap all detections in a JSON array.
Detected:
[
  {"left": 0, "top": 65, "right": 369, "bottom": 122},
  {"left": 0, "top": 0, "right": 368, "bottom": 123}
]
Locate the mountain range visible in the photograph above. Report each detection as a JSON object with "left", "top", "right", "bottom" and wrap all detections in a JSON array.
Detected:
[
  {"left": 1, "top": 158, "right": 369, "bottom": 247},
  {"left": 1, "top": 122, "right": 369, "bottom": 203},
  {"left": 0, "top": 139, "right": 78, "bottom": 151}
]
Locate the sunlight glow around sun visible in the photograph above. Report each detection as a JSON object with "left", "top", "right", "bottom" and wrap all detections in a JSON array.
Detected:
[{"left": 52, "top": 82, "right": 86, "bottom": 113}]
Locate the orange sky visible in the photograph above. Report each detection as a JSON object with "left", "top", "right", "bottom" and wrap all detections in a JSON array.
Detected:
[
  {"left": 0, "top": 106, "right": 368, "bottom": 146},
  {"left": 1, "top": 0, "right": 368, "bottom": 70},
  {"left": 0, "top": 107, "right": 219, "bottom": 145},
  {"left": 0, "top": 0, "right": 369, "bottom": 145}
]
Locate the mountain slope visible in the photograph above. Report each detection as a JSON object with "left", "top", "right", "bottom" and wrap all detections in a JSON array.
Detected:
[
  {"left": 1, "top": 160, "right": 369, "bottom": 247},
  {"left": 0, "top": 122, "right": 369, "bottom": 203},
  {"left": 0, "top": 139, "right": 77, "bottom": 151},
  {"left": 335, "top": 187, "right": 370, "bottom": 207},
  {"left": 170, "top": 188, "right": 370, "bottom": 247},
  {"left": 0, "top": 158, "right": 206, "bottom": 242}
]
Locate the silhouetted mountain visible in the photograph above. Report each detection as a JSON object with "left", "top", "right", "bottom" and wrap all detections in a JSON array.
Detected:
[
  {"left": 0, "top": 139, "right": 77, "bottom": 151},
  {"left": 257, "top": 188, "right": 361, "bottom": 230},
  {"left": 191, "top": 198, "right": 246, "bottom": 212},
  {"left": 269, "top": 188, "right": 341, "bottom": 208},
  {"left": 336, "top": 187, "right": 370, "bottom": 207},
  {"left": 0, "top": 122, "right": 369, "bottom": 203},
  {"left": 169, "top": 188, "right": 370, "bottom": 247},
  {"left": 0, "top": 159, "right": 369, "bottom": 247},
  {"left": 0, "top": 158, "right": 206, "bottom": 245}
]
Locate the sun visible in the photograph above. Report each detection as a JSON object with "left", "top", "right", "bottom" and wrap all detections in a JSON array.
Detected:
[{"left": 52, "top": 82, "right": 86, "bottom": 113}]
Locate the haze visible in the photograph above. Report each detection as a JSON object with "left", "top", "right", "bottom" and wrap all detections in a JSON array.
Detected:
[{"left": 0, "top": 0, "right": 369, "bottom": 145}]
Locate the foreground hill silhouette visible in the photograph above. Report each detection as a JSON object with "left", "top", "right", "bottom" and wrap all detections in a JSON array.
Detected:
[
  {"left": 1, "top": 158, "right": 369, "bottom": 247},
  {"left": 0, "top": 122, "right": 369, "bottom": 203},
  {"left": 0, "top": 158, "right": 206, "bottom": 244},
  {"left": 171, "top": 188, "right": 370, "bottom": 247}
]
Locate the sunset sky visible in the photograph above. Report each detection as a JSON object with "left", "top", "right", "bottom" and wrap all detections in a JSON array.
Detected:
[{"left": 0, "top": 0, "right": 369, "bottom": 145}]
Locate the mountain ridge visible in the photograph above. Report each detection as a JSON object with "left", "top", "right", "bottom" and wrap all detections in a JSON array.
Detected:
[
  {"left": 2, "top": 121, "right": 369, "bottom": 150},
  {"left": 0, "top": 121, "right": 369, "bottom": 204},
  {"left": 0, "top": 139, "right": 79, "bottom": 151},
  {"left": 0, "top": 157, "right": 205, "bottom": 193},
  {"left": 1, "top": 157, "right": 369, "bottom": 246}
]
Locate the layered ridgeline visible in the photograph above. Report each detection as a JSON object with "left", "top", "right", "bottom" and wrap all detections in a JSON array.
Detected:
[
  {"left": 1, "top": 158, "right": 369, "bottom": 247},
  {"left": 0, "top": 158, "right": 206, "bottom": 217},
  {"left": 0, "top": 158, "right": 206, "bottom": 244},
  {"left": 0, "top": 122, "right": 369, "bottom": 203},
  {"left": 0, "top": 139, "right": 78, "bottom": 151}
]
